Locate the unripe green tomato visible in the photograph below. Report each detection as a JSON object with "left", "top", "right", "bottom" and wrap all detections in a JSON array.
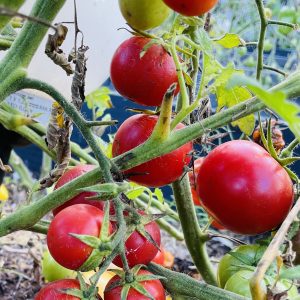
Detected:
[
  {"left": 118, "top": 0, "right": 171, "bottom": 30},
  {"left": 278, "top": 7, "right": 297, "bottom": 35},
  {"left": 217, "top": 244, "right": 266, "bottom": 288},
  {"left": 237, "top": 47, "right": 247, "bottom": 56},
  {"left": 225, "top": 270, "right": 298, "bottom": 299},
  {"left": 41, "top": 249, "right": 76, "bottom": 282}
]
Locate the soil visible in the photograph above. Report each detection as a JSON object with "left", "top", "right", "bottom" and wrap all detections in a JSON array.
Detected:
[{"left": 0, "top": 184, "right": 255, "bottom": 299}]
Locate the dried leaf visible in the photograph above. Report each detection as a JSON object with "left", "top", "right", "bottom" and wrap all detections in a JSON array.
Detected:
[{"left": 45, "top": 24, "right": 74, "bottom": 75}]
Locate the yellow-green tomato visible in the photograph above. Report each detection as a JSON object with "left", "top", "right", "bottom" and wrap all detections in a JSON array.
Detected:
[
  {"left": 41, "top": 249, "right": 76, "bottom": 282},
  {"left": 224, "top": 270, "right": 266, "bottom": 298},
  {"left": 217, "top": 244, "right": 266, "bottom": 288},
  {"left": 278, "top": 7, "right": 297, "bottom": 35},
  {"left": 225, "top": 270, "right": 298, "bottom": 299},
  {"left": 118, "top": 0, "right": 171, "bottom": 30}
]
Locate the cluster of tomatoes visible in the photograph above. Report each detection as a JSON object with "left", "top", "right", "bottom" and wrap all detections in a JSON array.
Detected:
[{"left": 35, "top": 0, "right": 298, "bottom": 299}]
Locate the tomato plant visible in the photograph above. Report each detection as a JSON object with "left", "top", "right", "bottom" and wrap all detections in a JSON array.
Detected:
[
  {"left": 110, "top": 37, "right": 179, "bottom": 107},
  {"left": 118, "top": 0, "right": 170, "bottom": 31},
  {"left": 35, "top": 279, "right": 82, "bottom": 300},
  {"left": 104, "top": 269, "right": 166, "bottom": 300},
  {"left": 41, "top": 249, "right": 76, "bottom": 282},
  {"left": 112, "top": 114, "right": 192, "bottom": 187},
  {"left": 197, "top": 140, "right": 294, "bottom": 234},
  {"left": 47, "top": 204, "right": 112, "bottom": 270},
  {"left": 162, "top": 0, "right": 218, "bottom": 16},
  {"left": 53, "top": 165, "right": 102, "bottom": 216},
  {"left": 113, "top": 211, "right": 161, "bottom": 268}
]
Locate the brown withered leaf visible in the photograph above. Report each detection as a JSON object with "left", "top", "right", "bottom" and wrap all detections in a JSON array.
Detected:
[
  {"left": 0, "top": 158, "right": 12, "bottom": 173},
  {"left": 45, "top": 24, "right": 74, "bottom": 75},
  {"left": 71, "top": 45, "right": 89, "bottom": 110}
]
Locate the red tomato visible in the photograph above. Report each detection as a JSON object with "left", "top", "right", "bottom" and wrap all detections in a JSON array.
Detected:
[
  {"left": 163, "top": 0, "right": 218, "bottom": 16},
  {"left": 104, "top": 270, "right": 165, "bottom": 300},
  {"left": 35, "top": 279, "right": 81, "bottom": 300},
  {"left": 113, "top": 212, "right": 161, "bottom": 268},
  {"left": 47, "top": 204, "right": 112, "bottom": 270},
  {"left": 152, "top": 247, "right": 165, "bottom": 265},
  {"left": 196, "top": 140, "right": 294, "bottom": 234},
  {"left": 110, "top": 37, "right": 179, "bottom": 107},
  {"left": 53, "top": 165, "right": 102, "bottom": 216},
  {"left": 188, "top": 158, "right": 224, "bottom": 230},
  {"left": 112, "top": 114, "right": 192, "bottom": 187}
]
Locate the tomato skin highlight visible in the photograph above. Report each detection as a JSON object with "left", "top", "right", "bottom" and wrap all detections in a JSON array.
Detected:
[
  {"left": 47, "top": 204, "right": 111, "bottom": 270},
  {"left": 163, "top": 0, "right": 218, "bottom": 16},
  {"left": 110, "top": 37, "right": 179, "bottom": 107},
  {"left": 34, "top": 279, "right": 81, "bottom": 300},
  {"left": 53, "top": 165, "right": 102, "bottom": 216},
  {"left": 113, "top": 216, "right": 161, "bottom": 268},
  {"left": 112, "top": 114, "right": 192, "bottom": 187},
  {"left": 196, "top": 140, "right": 294, "bottom": 235},
  {"left": 104, "top": 270, "right": 166, "bottom": 300}
]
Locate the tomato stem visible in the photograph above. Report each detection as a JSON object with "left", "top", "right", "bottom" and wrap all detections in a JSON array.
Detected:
[{"left": 172, "top": 176, "right": 217, "bottom": 286}]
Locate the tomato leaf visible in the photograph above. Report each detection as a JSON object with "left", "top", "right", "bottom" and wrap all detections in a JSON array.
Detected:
[
  {"left": 228, "top": 74, "right": 300, "bottom": 142},
  {"left": 154, "top": 188, "right": 164, "bottom": 203},
  {"left": 126, "top": 187, "right": 146, "bottom": 200},
  {"left": 214, "top": 33, "right": 246, "bottom": 49},
  {"left": 279, "top": 266, "right": 300, "bottom": 280},
  {"left": 179, "top": 16, "right": 204, "bottom": 27}
]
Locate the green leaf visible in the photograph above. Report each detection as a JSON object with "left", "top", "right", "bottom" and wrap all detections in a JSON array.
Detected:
[
  {"left": 214, "top": 33, "right": 245, "bottom": 49},
  {"left": 193, "top": 28, "right": 213, "bottom": 54},
  {"left": 279, "top": 266, "right": 300, "bottom": 280},
  {"left": 126, "top": 188, "right": 146, "bottom": 200},
  {"left": 178, "top": 16, "right": 204, "bottom": 27},
  {"left": 154, "top": 188, "right": 164, "bottom": 203},
  {"left": 86, "top": 86, "right": 112, "bottom": 118},
  {"left": 202, "top": 54, "right": 255, "bottom": 135},
  {"left": 183, "top": 70, "right": 193, "bottom": 86},
  {"left": 228, "top": 75, "right": 300, "bottom": 142}
]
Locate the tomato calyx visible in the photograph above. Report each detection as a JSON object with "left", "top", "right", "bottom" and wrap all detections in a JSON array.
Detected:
[
  {"left": 106, "top": 265, "right": 165, "bottom": 300},
  {"left": 70, "top": 205, "right": 114, "bottom": 272},
  {"left": 257, "top": 115, "right": 300, "bottom": 182},
  {"left": 60, "top": 273, "right": 101, "bottom": 300},
  {"left": 79, "top": 182, "right": 130, "bottom": 201}
]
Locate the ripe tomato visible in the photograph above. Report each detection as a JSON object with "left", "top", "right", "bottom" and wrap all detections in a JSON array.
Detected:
[
  {"left": 35, "top": 279, "right": 82, "bottom": 300},
  {"left": 162, "top": 0, "right": 218, "bottom": 16},
  {"left": 196, "top": 140, "right": 294, "bottom": 235},
  {"left": 112, "top": 114, "right": 192, "bottom": 187},
  {"left": 188, "top": 158, "right": 224, "bottom": 230},
  {"left": 217, "top": 244, "right": 266, "bottom": 288},
  {"left": 41, "top": 249, "right": 76, "bottom": 282},
  {"left": 53, "top": 165, "right": 103, "bottom": 216},
  {"left": 104, "top": 270, "right": 165, "bottom": 300},
  {"left": 47, "top": 204, "right": 112, "bottom": 270},
  {"left": 110, "top": 37, "right": 179, "bottom": 107},
  {"left": 152, "top": 247, "right": 165, "bottom": 265},
  {"left": 118, "top": 0, "right": 170, "bottom": 30},
  {"left": 113, "top": 213, "right": 161, "bottom": 268}
]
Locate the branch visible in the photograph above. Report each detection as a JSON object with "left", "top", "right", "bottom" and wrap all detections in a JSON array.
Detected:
[
  {"left": 172, "top": 177, "right": 217, "bottom": 286},
  {"left": 254, "top": 0, "right": 268, "bottom": 80},
  {"left": 263, "top": 65, "right": 287, "bottom": 77},
  {"left": 268, "top": 20, "right": 298, "bottom": 29},
  {"left": 148, "top": 263, "right": 248, "bottom": 300},
  {"left": 250, "top": 197, "right": 300, "bottom": 300}
]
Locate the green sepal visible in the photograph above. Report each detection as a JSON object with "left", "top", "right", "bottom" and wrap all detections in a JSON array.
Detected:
[
  {"left": 131, "top": 282, "right": 155, "bottom": 300},
  {"left": 136, "top": 225, "right": 160, "bottom": 250},
  {"left": 120, "top": 284, "right": 131, "bottom": 300},
  {"left": 60, "top": 288, "right": 83, "bottom": 298},
  {"left": 100, "top": 201, "right": 112, "bottom": 242},
  {"left": 69, "top": 234, "right": 101, "bottom": 249}
]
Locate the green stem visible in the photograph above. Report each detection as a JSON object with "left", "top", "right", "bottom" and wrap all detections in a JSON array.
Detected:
[
  {"left": 268, "top": 20, "right": 297, "bottom": 29},
  {"left": 134, "top": 197, "right": 184, "bottom": 241},
  {"left": 148, "top": 263, "right": 248, "bottom": 300},
  {"left": 27, "top": 222, "right": 48, "bottom": 234},
  {"left": 86, "top": 120, "right": 118, "bottom": 127},
  {"left": 9, "top": 150, "right": 34, "bottom": 189},
  {"left": 170, "top": 36, "right": 189, "bottom": 110},
  {"left": 172, "top": 177, "right": 217, "bottom": 286},
  {"left": 263, "top": 65, "right": 287, "bottom": 77},
  {"left": 0, "top": 168, "right": 102, "bottom": 236},
  {"left": 254, "top": 0, "right": 268, "bottom": 81},
  {"left": 1, "top": 72, "right": 300, "bottom": 236},
  {"left": 280, "top": 139, "right": 299, "bottom": 158}
]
